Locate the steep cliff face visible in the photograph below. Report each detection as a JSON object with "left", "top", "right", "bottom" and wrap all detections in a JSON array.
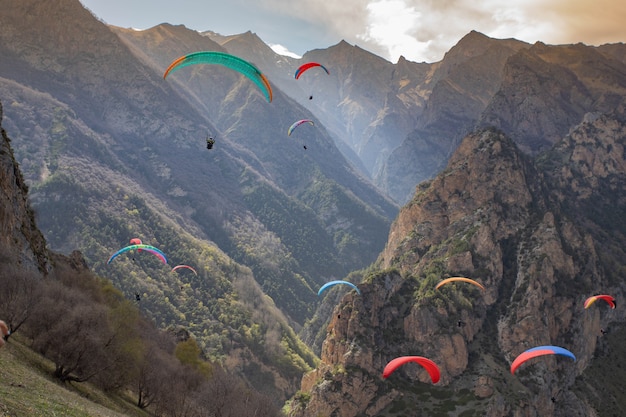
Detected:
[
  {"left": 288, "top": 116, "right": 626, "bottom": 417},
  {"left": 0, "top": 102, "right": 49, "bottom": 273},
  {"left": 480, "top": 43, "right": 626, "bottom": 155}
]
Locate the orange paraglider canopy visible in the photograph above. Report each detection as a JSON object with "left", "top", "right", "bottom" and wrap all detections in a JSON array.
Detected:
[{"left": 435, "top": 277, "right": 485, "bottom": 291}]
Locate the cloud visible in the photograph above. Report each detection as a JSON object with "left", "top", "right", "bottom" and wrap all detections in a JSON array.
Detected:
[
  {"left": 259, "top": 0, "right": 626, "bottom": 63},
  {"left": 269, "top": 43, "right": 302, "bottom": 58},
  {"left": 357, "top": 0, "right": 426, "bottom": 62},
  {"left": 83, "top": 0, "right": 626, "bottom": 64}
]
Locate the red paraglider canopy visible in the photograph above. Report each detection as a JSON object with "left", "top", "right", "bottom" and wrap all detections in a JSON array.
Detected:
[
  {"left": 382, "top": 356, "right": 440, "bottom": 383},
  {"left": 294, "top": 62, "right": 329, "bottom": 79},
  {"left": 130, "top": 238, "right": 143, "bottom": 252}
]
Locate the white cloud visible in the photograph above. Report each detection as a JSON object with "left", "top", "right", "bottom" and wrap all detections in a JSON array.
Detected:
[
  {"left": 82, "top": 0, "right": 626, "bottom": 64},
  {"left": 357, "top": 0, "right": 427, "bottom": 62},
  {"left": 269, "top": 43, "right": 302, "bottom": 59},
  {"left": 259, "top": 0, "right": 626, "bottom": 63}
]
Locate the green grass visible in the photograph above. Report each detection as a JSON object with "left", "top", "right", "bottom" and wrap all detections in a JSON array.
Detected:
[{"left": 0, "top": 335, "right": 149, "bottom": 417}]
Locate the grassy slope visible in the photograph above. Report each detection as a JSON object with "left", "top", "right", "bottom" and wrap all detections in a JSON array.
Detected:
[{"left": 0, "top": 335, "right": 147, "bottom": 417}]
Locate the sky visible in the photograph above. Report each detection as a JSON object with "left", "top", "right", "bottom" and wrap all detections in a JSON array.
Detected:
[{"left": 79, "top": 0, "right": 626, "bottom": 63}]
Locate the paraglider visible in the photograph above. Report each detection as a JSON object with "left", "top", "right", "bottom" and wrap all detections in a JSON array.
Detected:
[
  {"left": 0, "top": 320, "right": 9, "bottom": 348},
  {"left": 107, "top": 244, "right": 167, "bottom": 265},
  {"left": 164, "top": 51, "right": 273, "bottom": 102},
  {"left": 294, "top": 62, "right": 329, "bottom": 79},
  {"left": 287, "top": 119, "right": 314, "bottom": 137},
  {"left": 435, "top": 277, "right": 485, "bottom": 291},
  {"left": 172, "top": 265, "right": 198, "bottom": 276},
  {"left": 510, "top": 345, "right": 576, "bottom": 375},
  {"left": 584, "top": 294, "right": 616, "bottom": 309},
  {"left": 382, "top": 356, "right": 441, "bottom": 384},
  {"left": 206, "top": 136, "right": 215, "bottom": 150},
  {"left": 129, "top": 238, "right": 143, "bottom": 253},
  {"left": 317, "top": 280, "right": 360, "bottom": 296}
]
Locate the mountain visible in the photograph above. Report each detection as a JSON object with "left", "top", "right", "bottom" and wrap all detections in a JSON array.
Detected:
[
  {"left": 0, "top": 0, "right": 401, "bottom": 402},
  {"left": 480, "top": 41, "right": 626, "bottom": 152},
  {"left": 0, "top": 101, "right": 284, "bottom": 417},
  {"left": 0, "top": 0, "right": 393, "bottom": 401},
  {"left": 0, "top": 101, "right": 49, "bottom": 274},
  {"left": 2, "top": 0, "right": 626, "bottom": 413},
  {"left": 286, "top": 116, "right": 626, "bottom": 416},
  {"left": 213, "top": 30, "right": 626, "bottom": 207}
]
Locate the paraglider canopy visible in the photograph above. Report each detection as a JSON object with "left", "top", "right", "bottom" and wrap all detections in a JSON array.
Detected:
[
  {"left": 287, "top": 119, "right": 314, "bottom": 136},
  {"left": 435, "top": 277, "right": 485, "bottom": 291},
  {"left": 164, "top": 51, "right": 273, "bottom": 102},
  {"left": 0, "top": 320, "right": 9, "bottom": 348},
  {"left": 382, "top": 356, "right": 441, "bottom": 383},
  {"left": 584, "top": 294, "right": 616, "bottom": 309},
  {"left": 510, "top": 345, "right": 576, "bottom": 375},
  {"left": 130, "top": 238, "right": 143, "bottom": 252},
  {"left": 295, "top": 62, "right": 329, "bottom": 79},
  {"left": 107, "top": 244, "right": 167, "bottom": 265},
  {"left": 317, "top": 280, "right": 360, "bottom": 296},
  {"left": 172, "top": 265, "right": 198, "bottom": 276}
]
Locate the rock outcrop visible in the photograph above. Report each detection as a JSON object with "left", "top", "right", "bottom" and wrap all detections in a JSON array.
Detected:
[
  {"left": 288, "top": 115, "right": 626, "bottom": 416},
  {"left": 0, "top": 101, "right": 49, "bottom": 273}
]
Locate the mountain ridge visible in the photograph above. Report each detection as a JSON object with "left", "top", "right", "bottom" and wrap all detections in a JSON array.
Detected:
[{"left": 1, "top": 1, "right": 625, "bottom": 414}]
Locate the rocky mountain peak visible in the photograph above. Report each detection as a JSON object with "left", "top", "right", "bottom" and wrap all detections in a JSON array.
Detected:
[{"left": 289, "top": 118, "right": 626, "bottom": 416}]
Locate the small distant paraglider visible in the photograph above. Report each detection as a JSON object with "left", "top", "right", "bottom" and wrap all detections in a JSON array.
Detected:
[
  {"left": 295, "top": 62, "right": 329, "bottom": 101},
  {"left": 0, "top": 320, "right": 9, "bottom": 348},
  {"left": 382, "top": 356, "right": 441, "bottom": 384},
  {"left": 288, "top": 119, "right": 314, "bottom": 150},
  {"left": 206, "top": 136, "right": 215, "bottom": 150},
  {"left": 510, "top": 345, "right": 576, "bottom": 375}
]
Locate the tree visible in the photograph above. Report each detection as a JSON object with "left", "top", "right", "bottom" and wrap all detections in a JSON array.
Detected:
[{"left": 0, "top": 249, "right": 42, "bottom": 336}]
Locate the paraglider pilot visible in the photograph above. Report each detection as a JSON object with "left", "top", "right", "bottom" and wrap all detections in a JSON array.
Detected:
[
  {"left": 135, "top": 292, "right": 141, "bottom": 302},
  {"left": 206, "top": 136, "right": 215, "bottom": 150},
  {"left": 0, "top": 320, "right": 9, "bottom": 348}
]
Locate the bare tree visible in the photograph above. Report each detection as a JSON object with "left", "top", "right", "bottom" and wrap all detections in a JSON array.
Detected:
[
  {"left": 0, "top": 254, "right": 42, "bottom": 336},
  {"left": 192, "top": 366, "right": 283, "bottom": 417}
]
